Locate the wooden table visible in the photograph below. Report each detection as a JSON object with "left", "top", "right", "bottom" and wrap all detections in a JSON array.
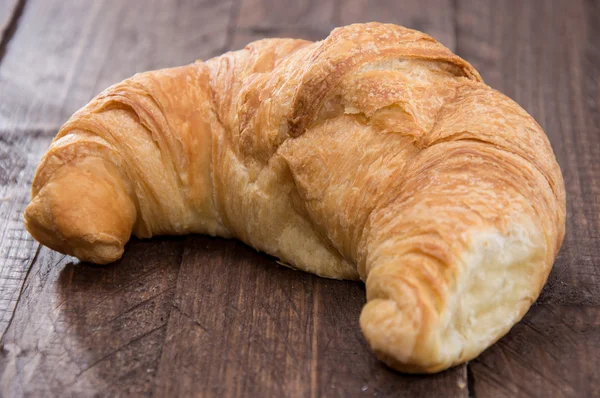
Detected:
[{"left": 0, "top": 0, "right": 598, "bottom": 397}]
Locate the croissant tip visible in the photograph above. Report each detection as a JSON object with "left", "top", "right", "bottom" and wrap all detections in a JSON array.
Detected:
[{"left": 359, "top": 297, "right": 442, "bottom": 373}]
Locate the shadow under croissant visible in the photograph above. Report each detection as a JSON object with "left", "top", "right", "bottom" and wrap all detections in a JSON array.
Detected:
[{"left": 53, "top": 235, "right": 464, "bottom": 395}]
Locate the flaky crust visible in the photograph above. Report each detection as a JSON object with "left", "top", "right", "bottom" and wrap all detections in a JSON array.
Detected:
[{"left": 24, "top": 23, "right": 566, "bottom": 373}]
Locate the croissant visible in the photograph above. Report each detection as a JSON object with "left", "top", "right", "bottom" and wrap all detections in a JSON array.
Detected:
[{"left": 24, "top": 23, "right": 566, "bottom": 373}]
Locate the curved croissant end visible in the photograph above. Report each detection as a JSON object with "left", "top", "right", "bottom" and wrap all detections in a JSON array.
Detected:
[{"left": 24, "top": 23, "right": 566, "bottom": 372}]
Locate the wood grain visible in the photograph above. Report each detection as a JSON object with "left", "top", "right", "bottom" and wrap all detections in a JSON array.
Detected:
[
  {"left": 468, "top": 305, "right": 600, "bottom": 398},
  {"left": 0, "top": 0, "right": 233, "bottom": 132},
  {"left": 0, "top": 133, "right": 50, "bottom": 336},
  {"left": 154, "top": 237, "right": 467, "bottom": 397},
  {"left": 0, "top": 238, "right": 184, "bottom": 397}
]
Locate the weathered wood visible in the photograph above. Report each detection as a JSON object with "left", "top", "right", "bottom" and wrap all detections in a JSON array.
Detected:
[
  {"left": 469, "top": 305, "right": 600, "bottom": 398},
  {"left": 456, "top": 0, "right": 600, "bottom": 305},
  {"left": 0, "top": 133, "right": 50, "bottom": 336},
  {"left": 154, "top": 236, "right": 467, "bottom": 397},
  {"left": 0, "top": 0, "right": 233, "bottom": 132},
  {"left": 0, "top": 0, "right": 25, "bottom": 63},
  {"left": 338, "top": 0, "right": 456, "bottom": 50},
  {"left": 0, "top": 238, "right": 184, "bottom": 397}
]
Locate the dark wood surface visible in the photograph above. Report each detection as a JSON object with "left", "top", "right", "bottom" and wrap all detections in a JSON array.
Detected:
[{"left": 0, "top": 0, "right": 598, "bottom": 396}]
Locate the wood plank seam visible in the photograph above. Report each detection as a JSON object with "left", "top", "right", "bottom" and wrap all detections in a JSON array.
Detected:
[
  {"left": 0, "top": 0, "right": 26, "bottom": 65},
  {"left": 0, "top": 242, "right": 39, "bottom": 343},
  {"left": 467, "top": 363, "right": 475, "bottom": 398}
]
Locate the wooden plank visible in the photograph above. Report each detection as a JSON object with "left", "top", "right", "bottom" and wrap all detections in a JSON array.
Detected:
[
  {"left": 0, "top": 0, "right": 18, "bottom": 29},
  {"left": 338, "top": 0, "right": 456, "bottom": 51},
  {"left": 230, "top": 0, "right": 336, "bottom": 49},
  {"left": 456, "top": 0, "right": 600, "bottom": 306},
  {"left": 468, "top": 304, "right": 600, "bottom": 398},
  {"left": 154, "top": 237, "right": 317, "bottom": 397},
  {"left": 0, "top": 0, "right": 233, "bottom": 132},
  {"left": 0, "top": 133, "right": 50, "bottom": 336},
  {"left": 0, "top": 238, "right": 184, "bottom": 396},
  {"left": 154, "top": 236, "right": 467, "bottom": 397},
  {"left": 0, "top": 0, "right": 25, "bottom": 62},
  {"left": 0, "top": 236, "right": 466, "bottom": 397}
]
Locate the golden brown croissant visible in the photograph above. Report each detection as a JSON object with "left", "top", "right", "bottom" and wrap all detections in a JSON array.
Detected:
[{"left": 24, "top": 23, "right": 566, "bottom": 373}]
